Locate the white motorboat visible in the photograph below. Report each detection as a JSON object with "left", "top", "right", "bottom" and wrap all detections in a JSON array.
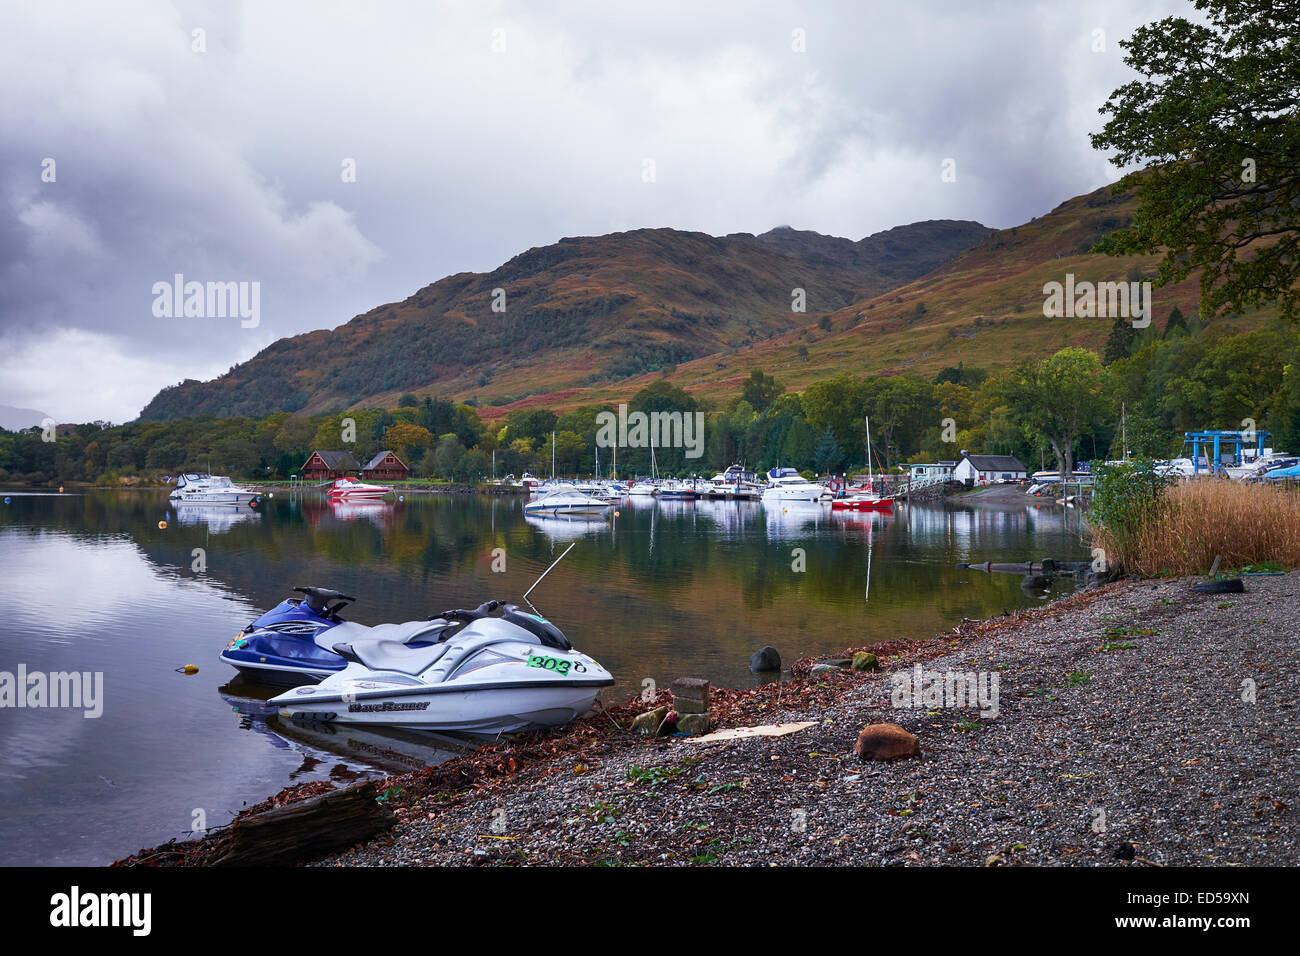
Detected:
[
  {"left": 524, "top": 488, "right": 612, "bottom": 515},
  {"left": 761, "top": 467, "right": 830, "bottom": 502},
  {"left": 328, "top": 476, "right": 391, "bottom": 499},
  {"left": 269, "top": 603, "right": 614, "bottom": 732},
  {"left": 1154, "top": 458, "right": 1197, "bottom": 477},
  {"left": 704, "top": 464, "right": 761, "bottom": 500},
  {"left": 169, "top": 473, "right": 260, "bottom": 506},
  {"left": 657, "top": 478, "right": 698, "bottom": 500},
  {"left": 1227, "top": 452, "right": 1296, "bottom": 481}
]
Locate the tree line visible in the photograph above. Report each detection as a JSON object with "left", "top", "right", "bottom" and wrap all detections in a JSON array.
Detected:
[{"left": 3, "top": 317, "right": 1297, "bottom": 486}]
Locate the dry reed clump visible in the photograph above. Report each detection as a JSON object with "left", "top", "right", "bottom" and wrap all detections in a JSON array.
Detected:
[{"left": 1097, "top": 480, "right": 1300, "bottom": 577}]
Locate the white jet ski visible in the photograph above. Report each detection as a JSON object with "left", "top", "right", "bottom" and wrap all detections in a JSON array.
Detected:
[{"left": 269, "top": 601, "right": 613, "bottom": 733}]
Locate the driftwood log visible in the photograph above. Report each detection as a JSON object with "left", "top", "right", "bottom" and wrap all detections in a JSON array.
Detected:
[{"left": 206, "top": 780, "right": 395, "bottom": 867}]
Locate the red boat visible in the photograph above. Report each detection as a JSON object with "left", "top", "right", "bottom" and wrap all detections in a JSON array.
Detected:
[
  {"left": 327, "top": 476, "right": 391, "bottom": 499},
  {"left": 830, "top": 414, "right": 893, "bottom": 510},
  {"left": 831, "top": 493, "right": 893, "bottom": 511}
]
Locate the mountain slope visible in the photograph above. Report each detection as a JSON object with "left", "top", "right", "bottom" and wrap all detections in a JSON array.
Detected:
[
  {"left": 513, "top": 182, "right": 1278, "bottom": 416},
  {"left": 137, "top": 220, "right": 991, "bottom": 421}
]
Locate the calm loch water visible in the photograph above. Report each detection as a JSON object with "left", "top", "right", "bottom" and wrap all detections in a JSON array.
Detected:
[{"left": 0, "top": 488, "right": 1089, "bottom": 864}]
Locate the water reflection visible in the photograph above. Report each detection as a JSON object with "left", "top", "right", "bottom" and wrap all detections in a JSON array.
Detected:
[
  {"left": 170, "top": 502, "right": 262, "bottom": 533},
  {"left": 525, "top": 512, "right": 612, "bottom": 542},
  {"left": 218, "top": 681, "right": 473, "bottom": 776},
  {"left": 0, "top": 487, "right": 1090, "bottom": 864}
]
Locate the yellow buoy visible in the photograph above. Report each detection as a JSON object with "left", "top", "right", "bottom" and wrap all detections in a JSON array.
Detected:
[
  {"left": 158, "top": 520, "right": 168, "bottom": 529},
  {"left": 178, "top": 664, "right": 199, "bottom": 675}
]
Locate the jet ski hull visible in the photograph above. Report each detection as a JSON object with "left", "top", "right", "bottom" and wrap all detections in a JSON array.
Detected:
[{"left": 274, "top": 677, "right": 613, "bottom": 732}]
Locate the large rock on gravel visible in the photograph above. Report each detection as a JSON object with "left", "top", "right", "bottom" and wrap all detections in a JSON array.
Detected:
[
  {"left": 750, "top": 646, "right": 781, "bottom": 672},
  {"left": 855, "top": 723, "right": 921, "bottom": 761},
  {"left": 631, "top": 706, "right": 669, "bottom": 735},
  {"left": 851, "top": 652, "right": 879, "bottom": 672},
  {"left": 810, "top": 663, "right": 844, "bottom": 676}
]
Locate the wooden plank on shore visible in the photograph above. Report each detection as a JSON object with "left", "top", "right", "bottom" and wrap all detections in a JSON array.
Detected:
[
  {"left": 205, "top": 780, "right": 396, "bottom": 867},
  {"left": 683, "top": 721, "right": 817, "bottom": 743}
]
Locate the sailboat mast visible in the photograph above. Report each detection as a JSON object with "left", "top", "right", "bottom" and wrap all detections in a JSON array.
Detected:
[
  {"left": 1122, "top": 401, "right": 1129, "bottom": 460},
  {"left": 865, "top": 415, "right": 873, "bottom": 492},
  {"left": 551, "top": 431, "right": 556, "bottom": 479}
]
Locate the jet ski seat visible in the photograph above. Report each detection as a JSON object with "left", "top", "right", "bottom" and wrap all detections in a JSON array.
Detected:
[
  {"left": 343, "top": 639, "right": 451, "bottom": 676},
  {"left": 321, "top": 620, "right": 454, "bottom": 646}
]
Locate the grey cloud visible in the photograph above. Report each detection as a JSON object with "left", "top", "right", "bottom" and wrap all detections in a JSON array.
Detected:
[{"left": 0, "top": 0, "right": 1193, "bottom": 421}]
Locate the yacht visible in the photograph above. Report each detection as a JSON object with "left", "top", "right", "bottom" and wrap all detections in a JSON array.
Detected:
[
  {"left": 169, "top": 473, "right": 260, "bottom": 506},
  {"left": 761, "top": 467, "right": 830, "bottom": 503},
  {"left": 705, "top": 464, "right": 762, "bottom": 500}
]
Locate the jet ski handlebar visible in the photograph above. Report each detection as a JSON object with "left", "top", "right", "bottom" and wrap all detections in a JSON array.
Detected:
[
  {"left": 293, "top": 587, "right": 357, "bottom": 615},
  {"left": 433, "top": 599, "right": 506, "bottom": 622}
]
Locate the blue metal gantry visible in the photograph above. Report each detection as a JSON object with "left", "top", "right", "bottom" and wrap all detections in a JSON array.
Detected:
[{"left": 1182, "top": 430, "right": 1271, "bottom": 475}]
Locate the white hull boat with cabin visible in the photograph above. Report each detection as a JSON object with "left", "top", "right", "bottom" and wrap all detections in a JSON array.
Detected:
[
  {"left": 169, "top": 473, "right": 260, "bottom": 506},
  {"left": 524, "top": 488, "right": 612, "bottom": 516},
  {"left": 761, "top": 467, "right": 830, "bottom": 502}
]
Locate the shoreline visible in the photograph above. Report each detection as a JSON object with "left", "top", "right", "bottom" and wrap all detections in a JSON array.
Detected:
[{"left": 115, "top": 572, "right": 1297, "bottom": 867}]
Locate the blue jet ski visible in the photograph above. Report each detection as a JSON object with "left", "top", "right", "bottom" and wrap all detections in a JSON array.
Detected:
[{"left": 221, "top": 587, "right": 464, "bottom": 684}]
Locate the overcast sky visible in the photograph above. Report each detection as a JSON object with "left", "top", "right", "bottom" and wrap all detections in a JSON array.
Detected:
[{"left": 0, "top": 0, "right": 1191, "bottom": 423}]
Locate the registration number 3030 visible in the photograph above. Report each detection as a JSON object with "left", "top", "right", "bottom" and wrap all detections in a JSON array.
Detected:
[{"left": 526, "top": 653, "right": 572, "bottom": 676}]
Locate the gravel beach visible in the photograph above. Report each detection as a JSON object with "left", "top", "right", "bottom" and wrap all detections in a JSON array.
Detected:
[{"left": 304, "top": 571, "right": 1297, "bottom": 868}]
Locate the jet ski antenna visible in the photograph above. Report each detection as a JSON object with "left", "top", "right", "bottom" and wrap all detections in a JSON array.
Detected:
[{"left": 523, "top": 542, "right": 576, "bottom": 607}]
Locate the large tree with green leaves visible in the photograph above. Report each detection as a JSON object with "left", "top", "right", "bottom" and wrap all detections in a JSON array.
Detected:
[
  {"left": 740, "top": 369, "right": 784, "bottom": 412},
  {"left": 1091, "top": 0, "right": 1300, "bottom": 321},
  {"left": 999, "top": 348, "right": 1106, "bottom": 479}
]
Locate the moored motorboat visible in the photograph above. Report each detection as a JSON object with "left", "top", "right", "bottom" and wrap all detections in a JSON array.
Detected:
[
  {"left": 328, "top": 476, "right": 391, "bottom": 499},
  {"left": 657, "top": 478, "right": 698, "bottom": 500},
  {"left": 524, "top": 488, "right": 612, "bottom": 515},
  {"left": 627, "top": 479, "right": 659, "bottom": 496},
  {"left": 169, "top": 472, "right": 260, "bottom": 506},
  {"left": 761, "top": 467, "right": 829, "bottom": 502}
]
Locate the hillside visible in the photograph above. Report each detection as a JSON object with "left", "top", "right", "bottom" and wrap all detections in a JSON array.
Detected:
[
  {"left": 137, "top": 221, "right": 990, "bottom": 421},
  {"left": 501, "top": 183, "right": 1280, "bottom": 418}
]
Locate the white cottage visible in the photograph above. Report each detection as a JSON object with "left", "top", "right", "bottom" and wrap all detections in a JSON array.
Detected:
[
  {"left": 908, "top": 460, "right": 958, "bottom": 481},
  {"left": 953, "top": 452, "right": 1027, "bottom": 485}
]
